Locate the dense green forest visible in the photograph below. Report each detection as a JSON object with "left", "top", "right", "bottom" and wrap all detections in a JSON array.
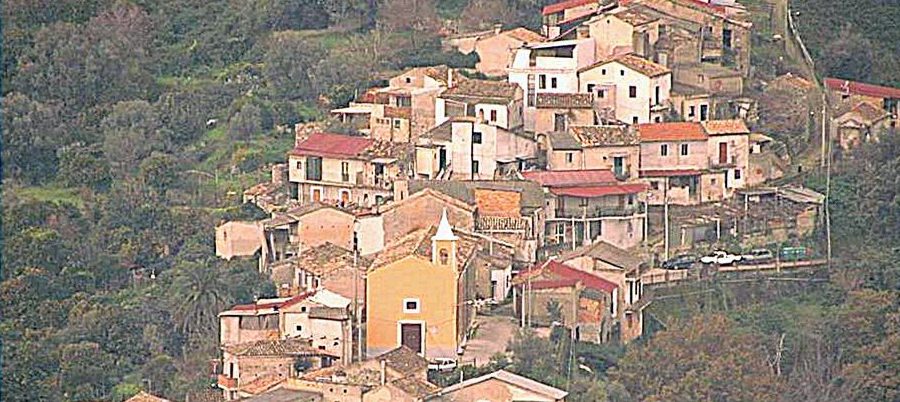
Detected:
[
  {"left": 792, "top": 0, "right": 900, "bottom": 87},
  {"left": 2, "top": 0, "right": 898, "bottom": 401}
]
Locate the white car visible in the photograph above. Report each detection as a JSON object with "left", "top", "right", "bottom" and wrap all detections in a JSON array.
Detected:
[
  {"left": 428, "top": 358, "right": 458, "bottom": 372},
  {"left": 700, "top": 250, "right": 742, "bottom": 265}
]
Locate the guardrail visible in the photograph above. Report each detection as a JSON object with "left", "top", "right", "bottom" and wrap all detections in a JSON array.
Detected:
[{"left": 642, "top": 258, "right": 828, "bottom": 285}]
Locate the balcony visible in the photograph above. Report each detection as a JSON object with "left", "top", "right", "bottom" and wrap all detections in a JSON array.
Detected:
[
  {"left": 710, "top": 155, "right": 737, "bottom": 168},
  {"left": 553, "top": 204, "right": 645, "bottom": 219},
  {"left": 218, "top": 374, "right": 238, "bottom": 389}
]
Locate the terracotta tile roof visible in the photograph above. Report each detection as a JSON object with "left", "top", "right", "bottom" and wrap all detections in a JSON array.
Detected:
[
  {"left": 407, "top": 180, "right": 545, "bottom": 212},
  {"left": 414, "top": 65, "right": 453, "bottom": 86},
  {"left": 289, "top": 133, "right": 374, "bottom": 159},
  {"left": 825, "top": 77, "right": 900, "bottom": 99},
  {"left": 442, "top": 78, "right": 520, "bottom": 105},
  {"left": 535, "top": 93, "right": 593, "bottom": 109},
  {"left": 580, "top": 53, "right": 670, "bottom": 77},
  {"left": 570, "top": 125, "right": 640, "bottom": 146},
  {"left": 770, "top": 73, "right": 814, "bottom": 92},
  {"left": 701, "top": 119, "right": 750, "bottom": 135},
  {"left": 223, "top": 291, "right": 315, "bottom": 314},
  {"left": 440, "top": 370, "right": 568, "bottom": 400},
  {"left": 240, "top": 375, "right": 285, "bottom": 395},
  {"left": 613, "top": 9, "right": 659, "bottom": 26},
  {"left": 521, "top": 169, "right": 618, "bottom": 187},
  {"left": 558, "top": 240, "right": 645, "bottom": 272},
  {"left": 546, "top": 260, "right": 618, "bottom": 293},
  {"left": 223, "top": 339, "right": 335, "bottom": 357},
  {"left": 851, "top": 101, "right": 891, "bottom": 122},
  {"left": 380, "top": 187, "right": 476, "bottom": 215},
  {"left": 391, "top": 377, "right": 441, "bottom": 399},
  {"left": 550, "top": 183, "right": 648, "bottom": 197},
  {"left": 377, "top": 346, "right": 429, "bottom": 376},
  {"left": 543, "top": 0, "right": 596, "bottom": 15},
  {"left": 368, "top": 225, "right": 482, "bottom": 274},
  {"left": 290, "top": 242, "right": 366, "bottom": 277},
  {"left": 503, "top": 27, "right": 546, "bottom": 43},
  {"left": 637, "top": 122, "right": 707, "bottom": 142},
  {"left": 125, "top": 392, "right": 171, "bottom": 402}
]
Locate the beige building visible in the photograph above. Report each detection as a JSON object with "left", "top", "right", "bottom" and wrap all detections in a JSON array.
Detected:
[
  {"left": 585, "top": 8, "right": 662, "bottom": 60},
  {"left": 522, "top": 169, "right": 647, "bottom": 249},
  {"left": 637, "top": 122, "right": 711, "bottom": 205},
  {"left": 825, "top": 77, "right": 900, "bottom": 127},
  {"left": 546, "top": 125, "right": 640, "bottom": 180},
  {"left": 555, "top": 241, "right": 648, "bottom": 343},
  {"left": 533, "top": 93, "right": 596, "bottom": 134},
  {"left": 462, "top": 27, "right": 546, "bottom": 77},
  {"left": 701, "top": 119, "right": 750, "bottom": 198},
  {"left": 287, "top": 132, "right": 411, "bottom": 208},
  {"left": 268, "top": 242, "right": 369, "bottom": 305},
  {"left": 671, "top": 82, "right": 712, "bottom": 122},
  {"left": 577, "top": 53, "right": 671, "bottom": 124},
  {"left": 541, "top": 0, "right": 607, "bottom": 38},
  {"left": 216, "top": 221, "right": 265, "bottom": 261},
  {"left": 432, "top": 370, "right": 568, "bottom": 401},
  {"left": 380, "top": 187, "right": 477, "bottom": 245},
  {"left": 832, "top": 100, "right": 892, "bottom": 150}
]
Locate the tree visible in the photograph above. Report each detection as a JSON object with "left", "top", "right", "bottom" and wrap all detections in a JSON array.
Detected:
[
  {"left": 139, "top": 152, "right": 179, "bottom": 196},
  {"left": 58, "top": 143, "right": 112, "bottom": 191},
  {"left": 102, "top": 100, "right": 164, "bottom": 173},
  {"left": 59, "top": 342, "right": 118, "bottom": 400},
  {"left": 165, "top": 260, "right": 231, "bottom": 345},
  {"left": 376, "top": 0, "right": 439, "bottom": 49},
  {"left": 610, "top": 314, "right": 783, "bottom": 401},
  {"left": 227, "top": 102, "right": 264, "bottom": 141},
  {"left": 262, "top": 31, "right": 325, "bottom": 101},
  {"left": 1, "top": 93, "right": 66, "bottom": 183},
  {"left": 820, "top": 25, "right": 875, "bottom": 83}
]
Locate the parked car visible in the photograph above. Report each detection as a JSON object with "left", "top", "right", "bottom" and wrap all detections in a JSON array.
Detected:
[
  {"left": 428, "top": 358, "right": 457, "bottom": 372},
  {"left": 662, "top": 254, "right": 698, "bottom": 270},
  {"left": 700, "top": 250, "right": 742, "bottom": 265},
  {"left": 742, "top": 248, "right": 775, "bottom": 265}
]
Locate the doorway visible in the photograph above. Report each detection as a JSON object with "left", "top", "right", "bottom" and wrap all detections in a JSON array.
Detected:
[{"left": 400, "top": 322, "right": 424, "bottom": 354}]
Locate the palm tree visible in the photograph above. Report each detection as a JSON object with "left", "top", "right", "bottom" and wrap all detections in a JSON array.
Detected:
[{"left": 167, "top": 260, "right": 230, "bottom": 345}]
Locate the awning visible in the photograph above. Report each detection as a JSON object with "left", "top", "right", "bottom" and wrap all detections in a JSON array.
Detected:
[
  {"left": 550, "top": 183, "right": 647, "bottom": 197},
  {"left": 370, "top": 157, "right": 398, "bottom": 164},
  {"left": 331, "top": 105, "right": 372, "bottom": 114}
]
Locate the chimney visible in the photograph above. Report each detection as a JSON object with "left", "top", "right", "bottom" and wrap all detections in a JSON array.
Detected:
[
  {"left": 380, "top": 359, "right": 387, "bottom": 386},
  {"left": 447, "top": 68, "right": 454, "bottom": 88},
  {"left": 493, "top": 23, "right": 503, "bottom": 35}
]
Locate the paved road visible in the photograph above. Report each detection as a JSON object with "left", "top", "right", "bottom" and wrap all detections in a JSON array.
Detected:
[
  {"left": 461, "top": 314, "right": 519, "bottom": 367},
  {"left": 643, "top": 259, "right": 828, "bottom": 285}
]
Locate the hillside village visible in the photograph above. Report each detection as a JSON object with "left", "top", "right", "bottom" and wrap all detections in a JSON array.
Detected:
[
  {"left": 3, "top": 0, "right": 898, "bottom": 401},
  {"left": 199, "top": 0, "right": 900, "bottom": 401}
]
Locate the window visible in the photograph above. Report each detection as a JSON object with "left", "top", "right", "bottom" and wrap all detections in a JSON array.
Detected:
[
  {"left": 550, "top": 77, "right": 558, "bottom": 89},
  {"left": 734, "top": 169, "right": 742, "bottom": 179},
  {"left": 306, "top": 156, "right": 322, "bottom": 181},
  {"left": 650, "top": 181, "right": 659, "bottom": 190},
  {"left": 439, "top": 249, "right": 449, "bottom": 265},
  {"left": 396, "top": 96, "right": 411, "bottom": 107},
  {"left": 472, "top": 160, "right": 480, "bottom": 174},
  {"left": 489, "top": 110, "right": 497, "bottom": 122},
  {"left": 601, "top": 68, "right": 607, "bottom": 75},
  {"left": 539, "top": 75, "right": 547, "bottom": 89},
  {"left": 405, "top": 77, "right": 411, "bottom": 84},
  {"left": 301, "top": 306, "right": 308, "bottom": 313},
  {"left": 587, "top": 84, "right": 595, "bottom": 93},
  {"left": 472, "top": 131, "right": 482, "bottom": 144},
  {"left": 341, "top": 162, "right": 349, "bottom": 182},
  {"left": 680, "top": 143, "right": 689, "bottom": 156},
  {"left": 632, "top": 116, "right": 639, "bottom": 124},
  {"left": 597, "top": 89, "right": 605, "bottom": 98},
  {"left": 393, "top": 119, "right": 401, "bottom": 129},
  {"left": 295, "top": 161, "right": 302, "bottom": 170},
  {"left": 654, "top": 116, "right": 661, "bottom": 123},
  {"left": 566, "top": 152, "right": 574, "bottom": 163},
  {"left": 688, "top": 105, "right": 696, "bottom": 117},
  {"left": 296, "top": 325, "right": 302, "bottom": 332},
  {"left": 620, "top": 69, "right": 625, "bottom": 76},
  {"left": 403, "top": 299, "right": 420, "bottom": 313},
  {"left": 660, "top": 144, "right": 669, "bottom": 156},
  {"left": 629, "top": 86, "right": 637, "bottom": 98}
]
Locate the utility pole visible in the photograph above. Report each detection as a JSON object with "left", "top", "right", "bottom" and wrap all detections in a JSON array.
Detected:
[
  {"left": 352, "top": 225, "right": 362, "bottom": 362},
  {"left": 663, "top": 177, "right": 670, "bottom": 260}
]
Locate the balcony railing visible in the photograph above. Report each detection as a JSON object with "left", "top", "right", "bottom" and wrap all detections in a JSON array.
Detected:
[
  {"left": 553, "top": 204, "right": 645, "bottom": 219},
  {"left": 710, "top": 155, "right": 737, "bottom": 168}
]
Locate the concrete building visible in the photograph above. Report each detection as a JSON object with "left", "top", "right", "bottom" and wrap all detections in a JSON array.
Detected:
[
  {"left": 522, "top": 169, "right": 647, "bottom": 249},
  {"left": 577, "top": 53, "right": 672, "bottom": 125},
  {"left": 287, "top": 132, "right": 411, "bottom": 207},
  {"left": 546, "top": 125, "right": 641, "bottom": 180},
  {"left": 637, "top": 122, "right": 711, "bottom": 205},
  {"left": 447, "top": 26, "right": 546, "bottom": 77},
  {"left": 431, "top": 369, "right": 568, "bottom": 401},
  {"left": 508, "top": 38, "right": 597, "bottom": 131},
  {"left": 533, "top": 93, "right": 596, "bottom": 134}
]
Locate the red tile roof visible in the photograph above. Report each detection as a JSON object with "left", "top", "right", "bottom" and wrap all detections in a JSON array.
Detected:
[
  {"left": 542, "top": 0, "right": 596, "bottom": 15},
  {"left": 530, "top": 278, "right": 580, "bottom": 290},
  {"left": 637, "top": 122, "right": 707, "bottom": 142},
  {"left": 639, "top": 169, "right": 704, "bottom": 177},
  {"left": 825, "top": 78, "right": 900, "bottom": 99},
  {"left": 550, "top": 183, "right": 648, "bottom": 197},
  {"left": 524, "top": 260, "right": 618, "bottom": 293},
  {"left": 289, "top": 133, "right": 374, "bottom": 159},
  {"left": 228, "top": 291, "right": 315, "bottom": 312},
  {"left": 521, "top": 169, "right": 618, "bottom": 187}
]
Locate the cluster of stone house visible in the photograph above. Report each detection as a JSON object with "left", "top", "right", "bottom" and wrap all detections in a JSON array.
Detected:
[{"left": 202, "top": 0, "right": 899, "bottom": 400}]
